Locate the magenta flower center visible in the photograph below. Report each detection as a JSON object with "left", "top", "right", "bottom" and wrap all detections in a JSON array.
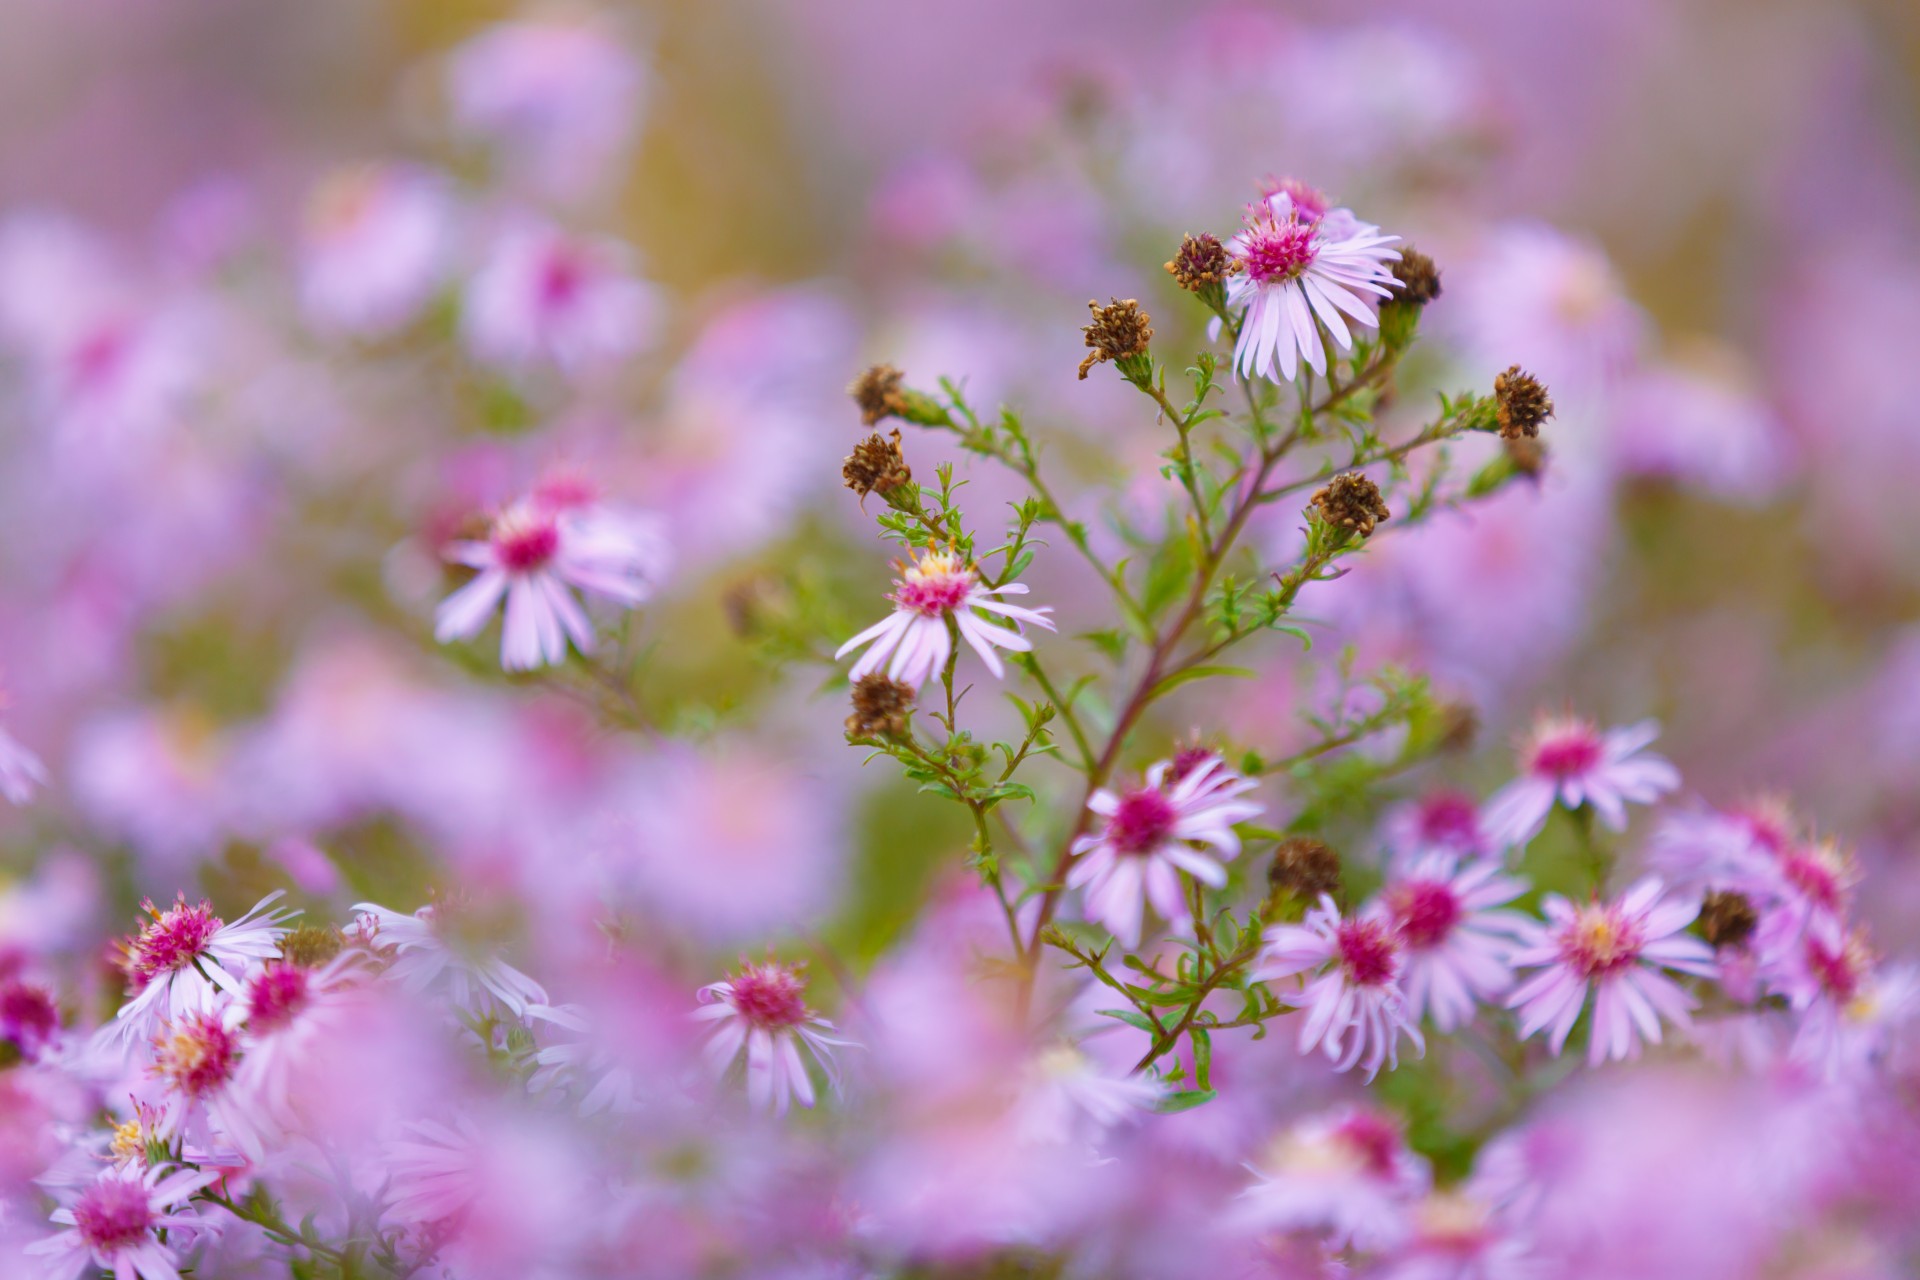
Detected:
[
  {"left": 1106, "top": 787, "right": 1179, "bottom": 856},
  {"left": 729, "top": 965, "right": 808, "bottom": 1030},
  {"left": 125, "top": 898, "right": 222, "bottom": 991},
  {"left": 531, "top": 473, "right": 598, "bottom": 513},
  {"left": 1164, "top": 747, "right": 1217, "bottom": 788},
  {"left": 1239, "top": 216, "right": 1319, "bottom": 285},
  {"left": 69, "top": 322, "right": 131, "bottom": 395},
  {"left": 1558, "top": 908, "right": 1644, "bottom": 978},
  {"left": 493, "top": 514, "right": 561, "bottom": 573},
  {"left": 246, "top": 964, "right": 311, "bottom": 1034},
  {"left": 537, "top": 248, "right": 586, "bottom": 312},
  {"left": 1805, "top": 936, "right": 1863, "bottom": 1004},
  {"left": 1390, "top": 880, "right": 1462, "bottom": 950},
  {"left": 73, "top": 1179, "right": 154, "bottom": 1253},
  {"left": 893, "top": 562, "right": 974, "bottom": 617},
  {"left": 1417, "top": 791, "right": 1482, "bottom": 849},
  {"left": 0, "top": 981, "right": 58, "bottom": 1051},
  {"left": 1333, "top": 1112, "right": 1402, "bottom": 1179},
  {"left": 152, "top": 1013, "right": 238, "bottom": 1098},
  {"left": 1335, "top": 918, "right": 1399, "bottom": 986},
  {"left": 1529, "top": 729, "right": 1602, "bottom": 778},
  {"left": 1782, "top": 850, "right": 1843, "bottom": 912}
]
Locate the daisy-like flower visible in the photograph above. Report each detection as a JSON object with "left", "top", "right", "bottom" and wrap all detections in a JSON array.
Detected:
[
  {"left": 1236, "top": 1108, "right": 1429, "bottom": 1250},
  {"left": 1382, "top": 789, "right": 1498, "bottom": 867},
  {"left": 27, "top": 1162, "right": 221, "bottom": 1280},
  {"left": 298, "top": 163, "right": 453, "bottom": 338},
  {"left": 353, "top": 900, "right": 549, "bottom": 1023},
  {"left": 100, "top": 892, "right": 297, "bottom": 1051},
  {"left": 461, "top": 221, "right": 658, "bottom": 375},
  {"left": 694, "top": 961, "right": 853, "bottom": 1115},
  {"left": 1255, "top": 895, "right": 1424, "bottom": 1079},
  {"left": 1066, "top": 752, "right": 1262, "bottom": 948},
  {"left": 0, "top": 722, "right": 48, "bottom": 805},
  {"left": 230, "top": 956, "right": 365, "bottom": 1133},
  {"left": 1381, "top": 1190, "right": 1536, "bottom": 1280},
  {"left": 1505, "top": 878, "right": 1716, "bottom": 1065},
  {"left": 1483, "top": 716, "right": 1680, "bottom": 848},
  {"left": 835, "top": 549, "right": 1055, "bottom": 689},
  {"left": 527, "top": 1004, "right": 637, "bottom": 1119},
  {"left": 1225, "top": 185, "right": 1400, "bottom": 384},
  {"left": 1382, "top": 854, "right": 1531, "bottom": 1032},
  {"left": 434, "top": 489, "right": 665, "bottom": 672},
  {"left": 1013, "top": 1043, "right": 1163, "bottom": 1146},
  {"left": 146, "top": 1010, "right": 274, "bottom": 1160},
  {"left": 1774, "top": 918, "right": 1898, "bottom": 1080}
]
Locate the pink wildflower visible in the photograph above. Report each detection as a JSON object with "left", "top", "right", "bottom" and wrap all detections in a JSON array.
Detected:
[
  {"left": 1256, "top": 895, "right": 1423, "bottom": 1079},
  {"left": 1382, "top": 854, "right": 1531, "bottom": 1032},
  {"left": 27, "top": 1162, "right": 220, "bottom": 1280},
  {"left": 1382, "top": 788, "right": 1498, "bottom": 867},
  {"left": 299, "top": 164, "right": 454, "bottom": 338},
  {"left": 1506, "top": 878, "right": 1716, "bottom": 1065},
  {"left": 461, "top": 221, "right": 658, "bottom": 375},
  {"left": 100, "top": 892, "right": 295, "bottom": 1051},
  {"left": 353, "top": 900, "right": 549, "bottom": 1022},
  {"left": 1483, "top": 716, "right": 1679, "bottom": 848},
  {"left": 1067, "top": 752, "right": 1262, "bottom": 947},
  {"left": 1225, "top": 187, "right": 1400, "bottom": 383},
  {"left": 0, "top": 723, "right": 48, "bottom": 805},
  {"left": 1012, "top": 1043, "right": 1163, "bottom": 1146},
  {"left": 694, "top": 961, "right": 853, "bottom": 1115},
  {"left": 1236, "top": 1108, "right": 1429, "bottom": 1249},
  {"left": 836, "top": 549, "right": 1055, "bottom": 688}
]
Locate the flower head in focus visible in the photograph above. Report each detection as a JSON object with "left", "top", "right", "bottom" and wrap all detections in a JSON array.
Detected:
[
  {"left": 836, "top": 549, "right": 1054, "bottom": 689},
  {"left": 1256, "top": 894, "right": 1423, "bottom": 1079},
  {"left": 1067, "top": 751, "right": 1262, "bottom": 948},
  {"left": 101, "top": 892, "right": 296, "bottom": 1051},
  {"left": 1483, "top": 716, "right": 1679, "bottom": 848},
  {"left": 695, "top": 960, "right": 853, "bottom": 1115},
  {"left": 434, "top": 487, "right": 665, "bottom": 672},
  {"left": 1382, "top": 854, "right": 1531, "bottom": 1032},
  {"left": 1225, "top": 186, "right": 1400, "bottom": 383},
  {"left": 27, "top": 1162, "right": 220, "bottom": 1280},
  {"left": 1505, "top": 877, "right": 1715, "bottom": 1065}
]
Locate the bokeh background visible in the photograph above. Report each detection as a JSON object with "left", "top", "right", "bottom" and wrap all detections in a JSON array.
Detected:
[{"left": 2, "top": 0, "right": 1919, "bottom": 1002}]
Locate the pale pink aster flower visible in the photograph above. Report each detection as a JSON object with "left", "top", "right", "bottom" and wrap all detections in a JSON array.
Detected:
[
  {"left": 1066, "top": 752, "right": 1262, "bottom": 948},
  {"left": 230, "top": 956, "right": 365, "bottom": 1133},
  {"left": 1012, "top": 1043, "right": 1162, "bottom": 1146},
  {"left": 1505, "top": 878, "right": 1716, "bottom": 1065},
  {"left": 1224, "top": 187, "right": 1400, "bottom": 383},
  {"left": 1772, "top": 920, "right": 1911, "bottom": 1081},
  {"left": 1382, "top": 788, "right": 1499, "bottom": 867},
  {"left": 1236, "top": 1108, "right": 1428, "bottom": 1250},
  {"left": 434, "top": 493, "right": 664, "bottom": 671},
  {"left": 1482, "top": 716, "right": 1679, "bottom": 848},
  {"left": 461, "top": 221, "right": 658, "bottom": 375},
  {"left": 0, "top": 723, "right": 48, "bottom": 805},
  {"left": 1255, "top": 894, "right": 1423, "bottom": 1079},
  {"left": 27, "top": 1163, "right": 220, "bottom": 1280},
  {"left": 299, "top": 164, "right": 454, "bottom": 338},
  {"left": 1646, "top": 798, "right": 1798, "bottom": 893},
  {"left": 694, "top": 961, "right": 853, "bottom": 1115},
  {"left": 1752, "top": 837, "right": 1860, "bottom": 952},
  {"left": 0, "top": 979, "right": 60, "bottom": 1062},
  {"left": 352, "top": 901, "right": 548, "bottom": 1022},
  {"left": 100, "top": 892, "right": 297, "bottom": 1051},
  {"left": 836, "top": 549, "right": 1054, "bottom": 688},
  {"left": 145, "top": 1010, "right": 273, "bottom": 1160},
  {"left": 1383, "top": 854, "right": 1531, "bottom": 1033},
  {"left": 526, "top": 1004, "right": 636, "bottom": 1118},
  {"left": 1381, "top": 1190, "right": 1536, "bottom": 1280}
]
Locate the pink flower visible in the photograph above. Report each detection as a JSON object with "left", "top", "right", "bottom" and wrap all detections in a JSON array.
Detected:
[
  {"left": 1066, "top": 752, "right": 1262, "bottom": 948},
  {"left": 27, "top": 1162, "right": 220, "bottom": 1280},
  {"left": 461, "top": 221, "right": 658, "bottom": 375},
  {"left": 1771, "top": 919, "right": 1907, "bottom": 1080},
  {"left": 231, "top": 955, "right": 366, "bottom": 1135},
  {"left": 1380, "top": 1190, "right": 1535, "bottom": 1280},
  {"left": 0, "top": 723, "right": 47, "bottom": 805},
  {"left": 1505, "top": 878, "right": 1716, "bottom": 1065},
  {"left": 1255, "top": 895, "right": 1423, "bottom": 1079},
  {"left": 100, "top": 892, "right": 296, "bottom": 1052},
  {"left": 1381, "top": 789, "right": 1498, "bottom": 867},
  {"left": 1483, "top": 716, "right": 1679, "bottom": 848},
  {"left": 695, "top": 962, "right": 853, "bottom": 1115},
  {"left": 1012, "top": 1043, "right": 1163, "bottom": 1146},
  {"left": 836, "top": 549, "right": 1054, "bottom": 688},
  {"left": 1236, "top": 1108, "right": 1428, "bottom": 1249},
  {"left": 352, "top": 900, "right": 549, "bottom": 1023},
  {"left": 1382, "top": 854, "right": 1531, "bottom": 1033},
  {"left": 299, "top": 164, "right": 454, "bottom": 338},
  {"left": 1225, "top": 186, "right": 1400, "bottom": 383},
  {"left": 0, "top": 979, "right": 60, "bottom": 1061},
  {"left": 145, "top": 1010, "right": 274, "bottom": 1160},
  {"left": 434, "top": 492, "right": 665, "bottom": 671}
]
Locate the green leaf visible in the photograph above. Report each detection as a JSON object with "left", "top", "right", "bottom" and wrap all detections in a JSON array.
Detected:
[
  {"left": 1096, "top": 1007, "right": 1160, "bottom": 1035},
  {"left": 1191, "top": 1026, "right": 1214, "bottom": 1091},
  {"left": 1154, "top": 1089, "right": 1219, "bottom": 1113},
  {"left": 1148, "top": 665, "right": 1255, "bottom": 700}
]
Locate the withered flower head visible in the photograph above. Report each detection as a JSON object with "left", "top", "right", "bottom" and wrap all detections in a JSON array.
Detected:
[
  {"left": 1389, "top": 247, "right": 1443, "bottom": 306},
  {"left": 849, "top": 363, "right": 909, "bottom": 426},
  {"left": 1504, "top": 435, "right": 1548, "bottom": 479},
  {"left": 1164, "top": 233, "right": 1234, "bottom": 293},
  {"left": 1268, "top": 837, "right": 1343, "bottom": 901},
  {"left": 1310, "top": 471, "right": 1391, "bottom": 540},
  {"left": 1699, "top": 890, "right": 1759, "bottom": 950},
  {"left": 280, "top": 923, "right": 345, "bottom": 969},
  {"left": 1493, "top": 365, "right": 1554, "bottom": 440},
  {"left": 1078, "top": 297, "right": 1153, "bottom": 381},
  {"left": 846, "top": 674, "right": 915, "bottom": 739},
  {"left": 843, "top": 428, "right": 913, "bottom": 502}
]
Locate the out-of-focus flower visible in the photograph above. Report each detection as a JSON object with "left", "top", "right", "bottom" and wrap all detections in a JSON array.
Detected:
[
  {"left": 1381, "top": 789, "right": 1498, "bottom": 867},
  {"left": 695, "top": 961, "right": 852, "bottom": 1114},
  {"left": 1225, "top": 186, "right": 1399, "bottom": 383},
  {"left": 1506, "top": 878, "right": 1715, "bottom": 1065},
  {"left": 1382, "top": 854, "right": 1530, "bottom": 1032},
  {"left": 231, "top": 955, "right": 366, "bottom": 1134},
  {"left": 1381, "top": 1189, "right": 1535, "bottom": 1280},
  {"left": 1612, "top": 349, "right": 1793, "bottom": 502},
  {"left": 0, "top": 980, "right": 60, "bottom": 1061},
  {"left": 1256, "top": 894, "right": 1423, "bottom": 1079},
  {"left": 299, "top": 164, "right": 455, "bottom": 338},
  {"left": 1484, "top": 716, "right": 1679, "bottom": 848},
  {"left": 0, "top": 723, "right": 47, "bottom": 805},
  {"left": 26, "top": 1163, "right": 220, "bottom": 1280},
  {"left": 461, "top": 221, "right": 659, "bottom": 375},
  {"left": 836, "top": 549, "right": 1054, "bottom": 688},
  {"left": 1236, "top": 1108, "right": 1428, "bottom": 1249},
  {"left": 434, "top": 490, "right": 665, "bottom": 672},
  {"left": 446, "top": 12, "right": 646, "bottom": 203},
  {"left": 1013, "top": 1042, "right": 1162, "bottom": 1147},
  {"left": 101, "top": 892, "right": 296, "bottom": 1051},
  {"left": 1067, "top": 751, "right": 1261, "bottom": 947},
  {"left": 353, "top": 899, "right": 548, "bottom": 1023}
]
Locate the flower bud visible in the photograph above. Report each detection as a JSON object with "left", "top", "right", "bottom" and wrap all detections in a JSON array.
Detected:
[
  {"left": 849, "top": 364, "right": 950, "bottom": 428},
  {"left": 280, "top": 923, "right": 345, "bottom": 968},
  {"left": 1378, "top": 246, "right": 1441, "bottom": 350}
]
